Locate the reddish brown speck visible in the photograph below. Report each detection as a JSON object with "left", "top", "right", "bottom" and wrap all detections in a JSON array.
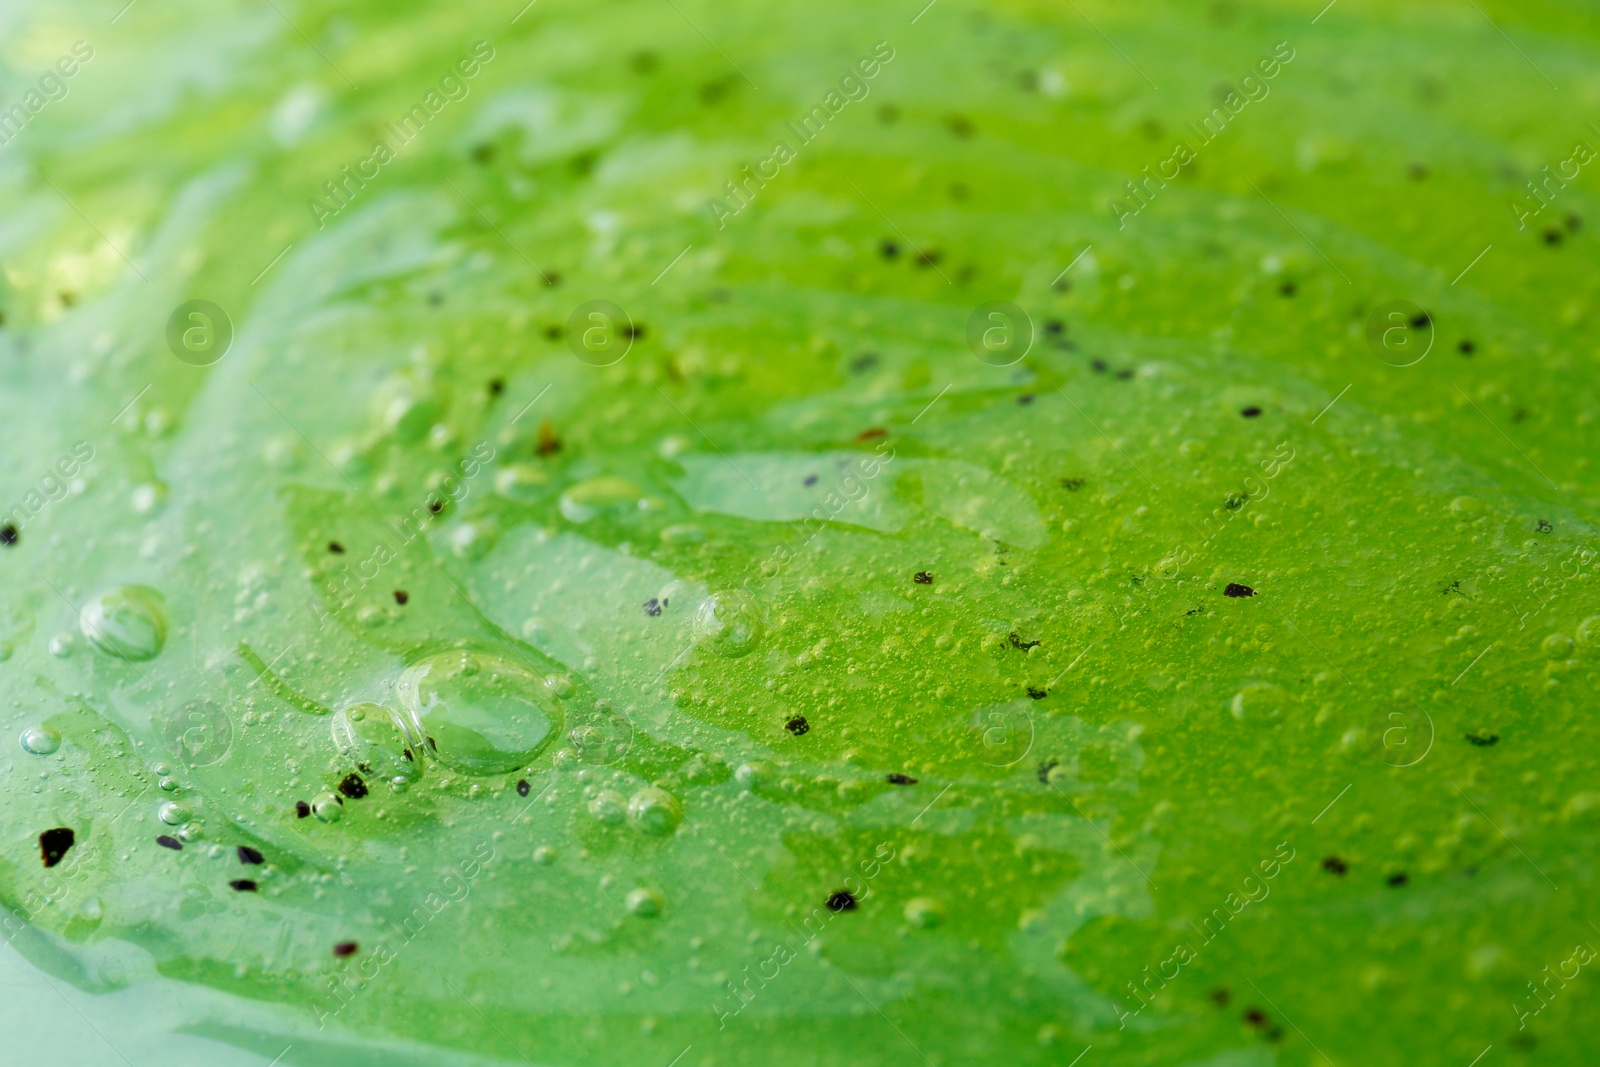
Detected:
[
  {"left": 333, "top": 941, "right": 359, "bottom": 958},
  {"left": 855, "top": 427, "right": 887, "bottom": 441}
]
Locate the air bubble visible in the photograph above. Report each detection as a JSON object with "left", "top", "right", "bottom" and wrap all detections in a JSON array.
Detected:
[
  {"left": 693, "top": 591, "right": 762, "bottom": 657},
  {"left": 626, "top": 887, "right": 664, "bottom": 918},
  {"left": 628, "top": 788, "right": 682, "bottom": 835},
  {"left": 396, "top": 651, "right": 562, "bottom": 776},
  {"left": 158, "top": 801, "right": 192, "bottom": 826},
  {"left": 79, "top": 586, "right": 167, "bottom": 661},
  {"left": 20, "top": 725, "right": 60, "bottom": 755}
]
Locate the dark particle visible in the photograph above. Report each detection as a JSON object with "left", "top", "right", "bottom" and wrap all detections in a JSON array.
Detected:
[
  {"left": 643, "top": 598, "right": 663, "bottom": 617},
  {"left": 427, "top": 736, "right": 438, "bottom": 751},
  {"left": 1240, "top": 406, "right": 1263, "bottom": 418},
  {"left": 914, "top": 249, "right": 943, "bottom": 268},
  {"left": 328, "top": 540, "right": 345, "bottom": 554},
  {"left": 1027, "top": 687, "right": 1047, "bottom": 699},
  {"left": 1225, "top": 493, "right": 1246, "bottom": 511},
  {"left": 622, "top": 323, "right": 646, "bottom": 341},
  {"left": 1266, "top": 1027, "right": 1284, "bottom": 1043},
  {"left": 538, "top": 421, "right": 562, "bottom": 456},
  {"left": 1186, "top": 606, "right": 1204, "bottom": 616},
  {"left": 237, "top": 845, "right": 265, "bottom": 865},
  {"left": 1466, "top": 730, "right": 1499, "bottom": 747},
  {"left": 1090, "top": 359, "right": 1108, "bottom": 373},
  {"left": 403, "top": 748, "right": 413, "bottom": 761},
  {"left": 543, "top": 272, "right": 562, "bottom": 288},
  {"left": 1008, "top": 632, "right": 1040, "bottom": 650},
  {"left": 850, "top": 353, "right": 880, "bottom": 373},
  {"left": 517, "top": 779, "right": 531, "bottom": 797},
  {"left": 914, "top": 571, "right": 933, "bottom": 585},
  {"left": 826, "top": 890, "right": 859, "bottom": 912},
  {"left": 1224, "top": 583, "right": 1255, "bottom": 598},
  {"left": 1387, "top": 872, "right": 1409, "bottom": 887},
  {"left": 1322, "top": 856, "right": 1347, "bottom": 876},
  {"left": 1037, "top": 758, "right": 1058, "bottom": 784},
  {"left": 393, "top": 590, "right": 409, "bottom": 605},
  {"left": 333, "top": 941, "right": 359, "bottom": 958},
  {"left": 1045, "top": 320, "right": 1065, "bottom": 336},
  {"left": 295, "top": 801, "right": 311, "bottom": 818},
  {"left": 1458, "top": 340, "right": 1475, "bottom": 355},
  {"left": 1279, "top": 281, "right": 1297, "bottom": 297},
  {"left": 543, "top": 325, "right": 563, "bottom": 341},
  {"left": 1409, "top": 311, "right": 1432, "bottom": 328},
  {"left": 0, "top": 524, "right": 17, "bottom": 547},
  {"left": 1536, "top": 519, "right": 1553, "bottom": 533},
  {"left": 1017, "top": 393, "right": 1035, "bottom": 405},
  {"left": 804, "top": 474, "right": 819, "bottom": 486},
  {"left": 887, "top": 773, "right": 918, "bottom": 785},
  {"left": 785, "top": 716, "right": 810, "bottom": 736},
  {"left": 1543, "top": 227, "right": 1564, "bottom": 245},
  {"left": 1114, "top": 368, "right": 1134, "bottom": 380},
  {"left": 428, "top": 499, "right": 444, "bottom": 514},
  {"left": 229, "top": 879, "right": 259, "bottom": 892},
  {"left": 39, "top": 827, "right": 74, "bottom": 868},
  {"left": 156, "top": 835, "right": 183, "bottom": 851},
  {"left": 943, "top": 114, "right": 975, "bottom": 139},
  {"left": 1060, "top": 478, "right": 1084, "bottom": 491},
  {"left": 1243, "top": 1008, "right": 1267, "bottom": 1027},
  {"left": 338, "top": 773, "right": 369, "bottom": 800},
  {"left": 488, "top": 378, "right": 505, "bottom": 396},
  {"left": 880, "top": 240, "right": 900, "bottom": 260},
  {"left": 358, "top": 762, "right": 371, "bottom": 773},
  {"left": 856, "top": 427, "right": 888, "bottom": 441},
  {"left": 1209, "top": 987, "right": 1231, "bottom": 1006}
]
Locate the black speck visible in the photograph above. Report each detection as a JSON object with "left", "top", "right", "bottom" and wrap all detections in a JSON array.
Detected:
[
  {"left": 428, "top": 499, "right": 444, "bottom": 514},
  {"left": 943, "top": 114, "right": 975, "bottom": 139},
  {"left": 338, "top": 773, "right": 368, "bottom": 800},
  {"left": 427, "top": 736, "right": 438, "bottom": 751},
  {"left": 0, "top": 524, "right": 17, "bottom": 547},
  {"left": 880, "top": 240, "right": 900, "bottom": 260},
  {"left": 1387, "top": 871, "right": 1409, "bottom": 887},
  {"left": 295, "top": 801, "right": 311, "bottom": 818},
  {"left": 1279, "top": 281, "right": 1297, "bottom": 297},
  {"left": 327, "top": 541, "right": 344, "bottom": 554},
  {"left": 850, "top": 353, "right": 880, "bottom": 373},
  {"left": 543, "top": 325, "right": 563, "bottom": 341},
  {"left": 1045, "top": 319, "right": 1065, "bottom": 335},
  {"left": 39, "top": 827, "right": 73, "bottom": 868},
  {"left": 1458, "top": 340, "right": 1475, "bottom": 355},
  {"left": 914, "top": 571, "right": 933, "bottom": 585},
  {"left": 826, "top": 890, "right": 858, "bottom": 912},
  {"left": 229, "top": 879, "right": 259, "bottom": 892},
  {"left": 1243, "top": 1008, "right": 1268, "bottom": 1028},
  {"left": 1027, "top": 686, "right": 1047, "bottom": 699},
  {"left": 402, "top": 748, "right": 413, "bottom": 761},
  {"left": 1240, "top": 406, "right": 1262, "bottom": 418},
  {"left": 1543, "top": 227, "right": 1564, "bottom": 245},
  {"left": 1114, "top": 368, "right": 1134, "bottom": 380},
  {"left": 1466, "top": 730, "right": 1499, "bottom": 747},
  {"left": 393, "top": 590, "right": 409, "bottom": 605},
  {"left": 517, "top": 779, "right": 531, "bottom": 797},
  {"left": 237, "top": 845, "right": 265, "bottom": 865},
  {"left": 1322, "top": 856, "right": 1347, "bottom": 876},
  {"left": 643, "top": 598, "right": 663, "bottom": 617},
  {"left": 1017, "top": 393, "right": 1035, "bottom": 405},
  {"left": 1008, "top": 632, "right": 1040, "bottom": 650},
  {"left": 804, "top": 474, "right": 819, "bottom": 486},
  {"left": 887, "top": 773, "right": 918, "bottom": 785},
  {"left": 488, "top": 378, "right": 505, "bottom": 397},
  {"left": 1060, "top": 477, "right": 1085, "bottom": 491},
  {"left": 914, "top": 249, "right": 943, "bottom": 268},
  {"left": 623, "top": 323, "right": 647, "bottom": 341},
  {"left": 1037, "top": 758, "right": 1058, "bottom": 784},
  {"left": 1409, "top": 311, "right": 1432, "bottom": 328},
  {"left": 1209, "top": 987, "right": 1231, "bottom": 1006},
  {"left": 156, "top": 835, "right": 183, "bottom": 851},
  {"left": 1536, "top": 519, "right": 1553, "bottom": 533},
  {"left": 1224, "top": 583, "right": 1255, "bottom": 598},
  {"left": 333, "top": 941, "right": 359, "bottom": 958},
  {"left": 1090, "top": 359, "right": 1108, "bottom": 373}
]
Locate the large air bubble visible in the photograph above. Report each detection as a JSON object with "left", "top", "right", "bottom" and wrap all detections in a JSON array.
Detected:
[{"left": 395, "top": 651, "right": 562, "bottom": 776}]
